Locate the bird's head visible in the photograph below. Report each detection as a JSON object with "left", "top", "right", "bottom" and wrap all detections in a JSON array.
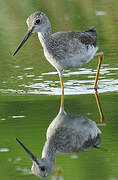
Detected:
[
  {"left": 31, "top": 158, "right": 53, "bottom": 178},
  {"left": 12, "top": 11, "right": 51, "bottom": 56},
  {"left": 26, "top": 11, "right": 51, "bottom": 34},
  {"left": 16, "top": 138, "right": 53, "bottom": 178}
]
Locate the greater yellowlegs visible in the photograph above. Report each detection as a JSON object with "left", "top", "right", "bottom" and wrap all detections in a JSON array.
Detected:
[
  {"left": 16, "top": 94, "right": 101, "bottom": 178},
  {"left": 13, "top": 11, "right": 103, "bottom": 95}
]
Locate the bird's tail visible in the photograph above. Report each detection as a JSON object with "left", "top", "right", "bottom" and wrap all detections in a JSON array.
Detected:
[
  {"left": 85, "top": 26, "right": 98, "bottom": 41},
  {"left": 86, "top": 26, "right": 97, "bottom": 33},
  {"left": 94, "top": 146, "right": 108, "bottom": 152}
]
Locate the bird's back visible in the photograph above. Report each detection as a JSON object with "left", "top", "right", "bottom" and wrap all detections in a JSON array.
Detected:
[
  {"left": 52, "top": 27, "right": 97, "bottom": 47},
  {"left": 45, "top": 27, "right": 98, "bottom": 70}
]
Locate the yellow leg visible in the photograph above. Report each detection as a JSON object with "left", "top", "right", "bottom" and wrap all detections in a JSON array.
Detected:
[
  {"left": 95, "top": 90, "right": 105, "bottom": 125},
  {"left": 60, "top": 93, "right": 64, "bottom": 108},
  {"left": 59, "top": 75, "right": 64, "bottom": 107},
  {"left": 94, "top": 52, "right": 104, "bottom": 90}
]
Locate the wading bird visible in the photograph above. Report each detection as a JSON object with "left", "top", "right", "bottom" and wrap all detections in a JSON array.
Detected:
[{"left": 13, "top": 11, "right": 103, "bottom": 95}]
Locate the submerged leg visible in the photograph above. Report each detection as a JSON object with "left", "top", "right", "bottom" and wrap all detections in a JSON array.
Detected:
[
  {"left": 94, "top": 52, "right": 104, "bottom": 90},
  {"left": 95, "top": 90, "right": 105, "bottom": 125},
  {"left": 60, "top": 93, "right": 64, "bottom": 108},
  {"left": 55, "top": 168, "right": 61, "bottom": 180},
  {"left": 59, "top": 74, "right": 64, "bottom": 96},
  {"left": 59, "top": 73, "right": 64, "bottom": 107}
]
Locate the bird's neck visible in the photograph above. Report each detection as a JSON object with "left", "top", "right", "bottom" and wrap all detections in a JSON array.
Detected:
[
  {"left": 38, "top": 27, "right": 52, "bottom": 48},
  {"left": 42, "top": 137, "right": 56, "bottom": 163}
]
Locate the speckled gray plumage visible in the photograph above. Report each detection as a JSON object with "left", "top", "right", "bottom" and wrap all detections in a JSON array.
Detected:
[{"left": 52, "top": 27, "right": 97, "bottom": 47}]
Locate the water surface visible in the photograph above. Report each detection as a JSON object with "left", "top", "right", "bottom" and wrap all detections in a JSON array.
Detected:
[
  {"left": 0, "top": 0, "right": 118, "bottom": 179},
  {"left": 0, "top": 93, "right": 118, "bottom": 180}
]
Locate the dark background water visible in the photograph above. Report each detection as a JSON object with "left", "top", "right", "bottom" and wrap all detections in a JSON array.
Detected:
[{"left": 0, "top": 0, "right": 118, "bottom": 179}]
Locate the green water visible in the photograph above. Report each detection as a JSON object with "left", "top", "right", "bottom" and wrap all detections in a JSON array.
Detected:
[
  {"left": 0, "top": 0, "right": 118, "bottom": 179},
  {"left": 0, "top": 93, "right": 118, "bottom": 180}
]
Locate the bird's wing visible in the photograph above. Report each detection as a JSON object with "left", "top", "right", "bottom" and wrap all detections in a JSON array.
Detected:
[{"left": 52, "top": 27, "right": 97, "bottom": 48}]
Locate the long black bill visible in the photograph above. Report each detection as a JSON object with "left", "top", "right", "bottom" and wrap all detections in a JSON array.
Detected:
[
  {"left": 16, "top": 138, "right": 39, "bottom": 165},
  {"left": 13, "top": 26, "right": 35, "bottom": 56}
]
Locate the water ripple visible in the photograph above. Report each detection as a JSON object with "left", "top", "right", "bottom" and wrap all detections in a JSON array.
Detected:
[
  {"left": 0, "top": 148, "right": 9, "bottom": 152},
  {"left": 0, "top": 66, "right": 118, "bottom": 95}
]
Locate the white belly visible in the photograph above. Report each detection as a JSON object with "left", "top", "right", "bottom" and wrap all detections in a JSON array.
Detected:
[
  {"left": 64, "top": 45, "right": 99, "bottom": 69},
  {"left": 43, "top": 46, "right": 98, "bottom": 72}
]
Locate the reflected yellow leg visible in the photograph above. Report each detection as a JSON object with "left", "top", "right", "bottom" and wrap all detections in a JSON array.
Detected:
[
  {"left": 95, "top": 90, "right": 105, "bottom": 125},
  {"left": 55, "top": 168, "right": 61, "bottom": 180},
  {"left": 59, "top": 75, "right": 64, "bottom": 107},
  {"left": 94, "top": 52, "right": 104, "bottom": 90}
]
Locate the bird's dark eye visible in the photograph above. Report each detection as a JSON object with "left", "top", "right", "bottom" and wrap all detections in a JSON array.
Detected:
[
  {"left": 36, "top": 19, "right": 40, "bottom": 24},
  {"left": 40, "top": 167, "right": 45, "bottom": 171}
]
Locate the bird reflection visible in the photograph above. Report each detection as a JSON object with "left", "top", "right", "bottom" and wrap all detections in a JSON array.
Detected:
[{"left": 16, "top": 93, "right": 103, "bottom": 178}]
